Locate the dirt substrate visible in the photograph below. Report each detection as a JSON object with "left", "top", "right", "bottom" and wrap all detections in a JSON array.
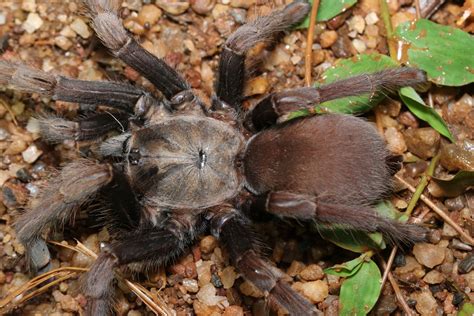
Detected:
[{"left": 0, "top": 0, "right": 473, "bottom": 315}]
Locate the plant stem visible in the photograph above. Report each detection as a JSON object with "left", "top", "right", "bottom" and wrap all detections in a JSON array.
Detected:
[
  {"left": 379, "top": 0, "right": 397, "bottom": 59},
  {"left": 305, "top": 0, "right": 320, "bottom": 86}
]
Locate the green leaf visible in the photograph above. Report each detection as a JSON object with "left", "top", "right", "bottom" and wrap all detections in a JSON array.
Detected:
[
  {"left": 432, "top": 171, "right": 474, "bottom": 197},
  {"left": 297, "top": 0, "right": 357, "bottom": 28},
  {"left": 459, "top": 302, "right": 474, "bottom": 316},
  {"left": 399, "top": 87, "right": 454, "bottom": 142},
  {"left": 339, "top": 259, "right": 382, "bottom": 315},
  {"left": 288, "top": 54, "right": 398, "bottom": 120},
  {"left": 317, "top": 224, "right": 385, "bottom": 253},
  {"left": 395, "top": 19, "right": 474, "bottom": 86},
  {"left": 324, "top": 254, "right": 365, "bottom": 277}
]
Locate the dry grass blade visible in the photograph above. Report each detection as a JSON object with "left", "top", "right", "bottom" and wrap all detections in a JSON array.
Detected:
[
  {"left": 395, "top": 175, "right": 474, "bottom": 245},
  {"left": 48, "top": 240, "right": 170, "bottom": 315},
  {"left": 0, "top": 266, "right": 87, "bottom": 314},
  {"left": 304, "top": 0, "right": 320, "bottom": 86},
  {"left": 0, "top": 97, "right": 18, "bottom": 126}
]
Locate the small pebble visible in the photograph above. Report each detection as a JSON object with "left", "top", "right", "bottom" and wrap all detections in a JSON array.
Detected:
[
  {"left": 411, "top": 290, "right": 437, "bottom": 316},
  {"left": 292, "top": 280, "right": 329, "bottom": 304},
  {"left": 155, "top": 0, "right": 190, "bottom": 15},
  {"left": 239, "top": 280, "right": 264, "bottom": 298},
  {"left": 137, "top": 4, "right": 162, "bottom": 26},
  {"left": 22, "top": 144, "right": 43, "bottom": 163},
  {"left": 196, "top": 283, "right": 226, "bottom": 306},
  {"left": 352, "top": 38, "right": 367, "bottom": 53},
  {"left": 182, "top": 278, "right": 199, "bottom": 293},
  {"left": 385, "top": 127, "right": 407, "bottom": 154},
  {"left": 0, "top": 127, "right": 10, "bottom": 140},
  {"left": 299, "top": 264, "right": 324, "bottom": 281},
  {"left": 200, "top": 235, "right": 217, "bottom": 254},
  {"left": 403, "top": 128, "right": 440, "bottom": 159},
  {"left": 219, "top": 266, "right": 237, "bottom": 289},
  {"left": 365, "top": 12, "right": 379, "bottom": 25},
  {"left": 191, "top": 0, "right": 215, "bottom": 14},
  {"left": 230, "top": 0, "right": 255, "bottom": 9},
  {"left": 5, "top": 139, "right": 28, "bottom": 155},
  {"left": 0, "top": 12, "right": 6, "bottom": 26},
  {"left": 423, "top": 270, "right": 444, "bottom": 284},
  {"left": 458, "top": 253, "right": 474, "bottom": 274},
  {"left": 223, "top": 305, "right": 244, "bottom": 316},
  {"left": 70, "top": 18, "right": 90, "bottom": 39},
  {"left": 319, "top": 30, "right": 338, "bottom": 48},
  {"left": 55, "top": 35, "right": 73, "bottom": 50},
  {"left": 244, "top": 76, "right": 269, "bottom": 97},
  {"left": 23, "top": 12, "right": 43, "bottom": 34},
  {"left": 348, "top": 15, "right": 365, "bottom": 34},
  {"left": 413, "top": 243, "right": 446, "bottom": 268}
]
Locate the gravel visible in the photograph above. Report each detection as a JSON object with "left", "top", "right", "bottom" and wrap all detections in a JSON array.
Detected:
[{"left": 0, "top": 0, "right": 472, "bottom": 315}]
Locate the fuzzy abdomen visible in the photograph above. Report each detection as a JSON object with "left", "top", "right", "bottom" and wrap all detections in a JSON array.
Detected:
[{"left": 243, "top": 114, "right": 394, "bottom": 205}]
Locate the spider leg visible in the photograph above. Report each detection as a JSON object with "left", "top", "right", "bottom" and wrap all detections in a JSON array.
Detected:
[
  {"left": 210, "top": 208, "right": 320, "bottom": 316},
  {"left": 83, "top": 0, "right": 191, "bottom": 103},
  {"left": 256, "top": 191, "right": 427, "bottom": 246},
  {"left": 214, "top": 0, "right": 311, "bottom": 110},
  {"left": 38, "top": 112, "right": 129, "bottom": 143},
  {"left": 245, "top": 67, "right": 427, "bottom": 131},
  {"left": 0, "top": 61, "right": 149, "bottom": 113},
  {"left": 15, "top": 160, "right": 113, "bottom": 273},
  {"left": 83, "top": 214, "right": 207, "bottom": 316}
]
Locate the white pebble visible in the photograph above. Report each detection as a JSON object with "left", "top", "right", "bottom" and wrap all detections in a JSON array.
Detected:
[
  {"left": 21, "top": 0, "right": 36, "bottom": 12},
  {"left": 365, "top": 12, "right": 379, "bottom": 25},
  {"left": 22, "top": 145, "right": 43, "bottom": 163},
  {"left": 23, "top": 13, "right": 43, "bottom": 34},
  {"left": 196, "top": 283, "right": 226, "bottom": 306},
  {"left": 0, "top": 12, "right": 6, "bottom": 25},
  {"left": 70, "top": 18, "right": 90, "bottom": 39},
  {"left": 352, "top": 38, "right": 367, "bottom": 53},
  {"left": 348, "top": 15, "right": 365, "bottom": 34}
]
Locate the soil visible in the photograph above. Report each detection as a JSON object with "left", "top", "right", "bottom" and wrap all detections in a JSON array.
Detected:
[{"left": 0, "top": 0, "right": 472, "bottom": 315}]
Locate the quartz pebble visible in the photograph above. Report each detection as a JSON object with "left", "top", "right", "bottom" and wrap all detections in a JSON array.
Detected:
[
  {"left": 403, "top": 128, "right": 440, "bottom": 159},
  {"left": 183, "top": 278, "right": 199, "bottom": 293},
  {"left": 70, "top": 18, "right": 90, "bottom": 39},
  {"left": 352, "top": 38, "right": 367, "bottom": 53},
  {"left": 365, "top": 12, "right": 379, "bottom": 25},
  {"left": 55, "top": 35, "right": 73, "bottom": 50},
  {"left": 223, "top": 305, "right": 244, "bottom": 316},
  {"left": 200, "top": 235, "right": 218, "bottom": 254},
  {"left": 22, "top": 144, "right": 43, "bottom": 163},
  {"left": 292, "top": 280, "right": 328, "bottom": 303},
  {"left": 219, "top": 266, "right": 237, "bottom": 289},
  {"left": 413, "top": 243, "right": 445, "bottom": 268},
  {"left": 23, "top": 13, "right": 43, "bottom": 34},
  {"left": 196, "top": 283, "right": 226, "bottom": 306},
  {"left": 348, "top": 15, "right": 365, "bottom": 34},
  {"left": 52, "top": 290, "right": 80, "bottom": 312}
]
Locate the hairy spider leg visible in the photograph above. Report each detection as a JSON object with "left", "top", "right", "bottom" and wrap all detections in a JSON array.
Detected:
[
  {"left": 211, "top": 208, "right": 320, "bottom": 316},
  {"left": 214, "top": 0, "right": 311, "bottom": 110},
  {"left": 246, "top": 67, "right": 427, "bottom": 131},
  {"left": 83, "top": 214, "right": 207, "bottom": 315},
  {"left": 15, "top": 160, "right": 113, "bottom": 273},
  {"left": 84, "top": 0, "right": 191, "bottom": 103}
]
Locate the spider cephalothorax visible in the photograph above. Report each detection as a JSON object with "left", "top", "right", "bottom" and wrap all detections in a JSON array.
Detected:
[{"left": 1, "top": 0, "right": 428, "bottom": 314}]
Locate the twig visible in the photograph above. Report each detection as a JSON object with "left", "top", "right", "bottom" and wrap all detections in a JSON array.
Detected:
[
  {"left": 414, "top": 0, "right": 421, "bottom": 19},
  {"left": 395, "top": 175, "right": 474, "bottom": 245},
  {"left": 381, "top": 246, "right": 397, "bottom": 288},
  {"left": 379, "top": 0, "right": 397, "bottom": 59},
  {"left": 421, "top": 0, "right": 446, "bottom": 19},
  {"left": 0, "top": 98, "right": 18, "bottom": 126},
  {"left": 304, "top": 0, "right": 320, "bottom": 86},
  {"left": 379, "top": 256, "right": 415, "bottom": 316}
]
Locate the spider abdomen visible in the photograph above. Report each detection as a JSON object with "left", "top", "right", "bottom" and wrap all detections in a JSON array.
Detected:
[
  {"left": 126, "top": 116, "right": 244, "bottom": 209},
  {"left": 243, "top": 114, "right": 394, "bottom": 205}
]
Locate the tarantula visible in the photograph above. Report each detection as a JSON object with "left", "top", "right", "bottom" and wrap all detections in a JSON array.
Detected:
[{"left": 0, "top": 0, "right": 428, "bottom": 314}]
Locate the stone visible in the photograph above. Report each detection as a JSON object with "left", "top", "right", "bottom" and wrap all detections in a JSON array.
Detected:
[
  {"left": 292, "top": 280, "right": 329, "bottom": 304},
  {"left": 223, "top": 305, "right": 244, "bottom": 316},
  {"left": 352, "top": 38, "right": 367, "bottom": 53},
  {"left": 219, "top": 266, "right": 237, "bottom": 289},
  {"left": 413, "top": 243, "right": 445, "bottom": 268},
  {"left": 54, "top": 35, "right": 73, "bottom": 50},
  {"left": 299, "top": 264, "right": 324, "bottom": 281},
  {"left": 22, "top": 144, "right": 43, "bottom": 163},
  {"left": 319, "top": 30, "right": 338, "bottom": 48},
  {"left": 348, "top": 15, "right": 365, "bottom": 34},
  {"left": 385, "top": 127, "right": 407, "bottom": 154},
  {"left": 23, "top": 12, "right": 43, "bottom": 34},
  {"left": 200, "top": 235, "right": 217, "bottom": 254},
  {"left": 137, "top": 4, "right": 162, "bottom": 26},
  {"left": 403, "top": 128, "right": 440, "bottom": 159},
  {"left": 423, "top": 270, "right": 444, "bottom": 284},
  {"left": 365, "top": 12, "right": 379, "bottom": 25},
  {"left": 156, "top": 0, "right": 190, "bottom": 15},
  {"left": 182, "top": 278, "right": 199, "bottom": 293},
  {"left": 70, "top": 18, "right": 90, "bottom": 39},
  {"left": 411, "top": 290, "right": 437, "bottom": 316}
]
